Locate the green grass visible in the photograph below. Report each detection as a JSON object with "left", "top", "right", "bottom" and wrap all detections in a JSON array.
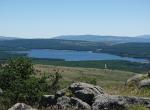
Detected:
[
  {"left": 35, "top": 64, "right": 135, "bottom": 95},
  {"left": 35, "top": 64, "right": 150, "bottom": 97},
  {"left": 33, "top": 59, "right": 150, "bottom": 73},
  {"left": 128, "top": 105, "right": 149, "bottom": 110}
]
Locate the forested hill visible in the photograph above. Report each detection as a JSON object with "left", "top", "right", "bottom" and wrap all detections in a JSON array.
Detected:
[
  {"left": 0, "top": 39, "right": 108, "bottom": 51},
  {"left": 0, "top": 39, "right": 150, "bottom": 59},
  {"left": 101, "top": 43, "right": 150, "bottom": 59},
  {"left": 53, "top": 35, "right": 150, "bottom": 43}
]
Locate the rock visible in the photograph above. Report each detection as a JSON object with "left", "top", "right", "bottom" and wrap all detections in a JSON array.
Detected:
[
  {"left": 56, "top": 96, "right": 71, "bottom": 109},
  {"left": 0, "top": 88, "right": 3, "bottom": 95},
  {"left": 70, "top": 97, "right": 91, "bottom": 110},
  {"left": 74, "top": 89, "right": 95, "bottom": 105},
  {"left": 55, "top": 88, "right": 67, "bottom": 98},
  {"left": 68, "top": 82, "right": 104, "bottom": 105},
  {"left": 92, "top": 94, "right": 127, "bottom": 110},
  {"left": 126, "top": 74, "right": 147, "bottom": 85},
  {"left": 39, "top": 95, "right": 56, "bottom": 107},
  {"left": 8, "top": 103, "right": 36, "bottom": 110},
  {"left": 139, "top": 79, "right": 150, "bottom": 88},
  {"left": 92, "top": 94, "right": 150, "bottom": 110},
  {"left": 56, "top": 96, "right": 91, "bottom": 110},
  {"left": 123, "top": 96, "right": 150, "bottom": 107}
]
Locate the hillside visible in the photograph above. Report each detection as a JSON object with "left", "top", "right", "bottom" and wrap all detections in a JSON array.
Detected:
[
  {"left": 53, "top": 35, "right": 150, "bottom": 43},
  {"left": 0, "top": 36, "right": 17, "bottom": 41},
  {"left": 1, "top": 58, "right": 150, "bottom": 110},
  {"left": 35, "top": 64, "right": 135, "bottom": 95},
  {"left": 102, "top": 43, "right": 150, "bottom": 59},
  {"left": 0, "top": 38, "right": 150, "bottom": 60},
  {"left": 0, "top": 39, "right": 108, "bottom": 51}
]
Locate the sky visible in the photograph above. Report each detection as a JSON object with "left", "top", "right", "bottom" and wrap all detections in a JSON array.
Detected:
[{"left": 0, "top": 0, "right": 150, "bottom": 38}]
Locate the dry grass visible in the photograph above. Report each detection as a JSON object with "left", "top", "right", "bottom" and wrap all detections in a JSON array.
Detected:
[{"left": 34, "top": 64, "right": 150, "bottom": 96}]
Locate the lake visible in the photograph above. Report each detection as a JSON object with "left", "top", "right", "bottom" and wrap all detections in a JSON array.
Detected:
[{"left": 15, "top": 49, "right": 148, "bottom": 63}]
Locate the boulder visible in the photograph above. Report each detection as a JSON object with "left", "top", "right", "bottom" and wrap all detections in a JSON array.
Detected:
[
  {"left": 8, "top": 103, "right": 36, "bottom": 110},
  {"left": 139, "top": 79, "right": 150, "bottom": 88},
  {"left": 126, "top": 74, "right": 147, "bottom": 85},
  {"left": 55, "top": 88, "right": 67, "bottom": 98},
  {"left": 68, "top": 82, "right": 104, "bottom": 105},
  {"left": 123, "top": 96, "right": 150, "bottom": 107},
  {"left": 0, "top": 88, "right": 3, "bottom": 95},
  {"left": 70, "top": 97, "right": 91, "bottom": 110},
  {"left": 56, "top": 96, "right": 71, "bottom": 109},
  {"left": 39, "top": 95, "right": 56, "bottom": 107},
  {"left": 92, "top": 94, "right": 127, "bottom": 110},
  {"left": 92, "top": 94, "right": 150, "bottom": 110},
  {"left": 56, "top": 96, "right": 91, "bottom": 110}
]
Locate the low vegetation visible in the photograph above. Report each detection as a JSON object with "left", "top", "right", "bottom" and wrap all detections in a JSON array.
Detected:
[
  {"left": 0, "top": 57, "right": 150, "bottom": 110},
  {"left": 33, "top": 59, "right": 150, "bottom": 73},
  {"left": 0, "top": 57, "right": 62, "bottom": 110}
]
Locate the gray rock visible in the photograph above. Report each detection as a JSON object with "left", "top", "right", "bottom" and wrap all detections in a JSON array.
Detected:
[
  {"left": 56, "top": 96, "right": 71, "bottom": 109},
  {"left": 92, "top": 94, "right": 150, "bottom": 110},
  {"left": 92, "top": 94, "right": 127, "bottom": 110},
  {"left": 39, "top": 95, "right": 56, "bottom": 107},
  {"left": 70, "top": 97, "right": 91, "bottom": 110},
  {"left": 126, "top": 74, "right": 147, "bottom": 85},
  {"left": 0, "top": 88, "right": 3, "bottom": 95},
  {"left": 69, "top": 82, "right": 104, "bottom": 105},
  {"left": 123, "top": 96, "right": 150, "bottom": 107},
  {"left": 56, "top": 96, "right": 91, "bottom": 110},
  {"left": 55, "top": 88, "right": 67, "bottom": 98},
  {"left": 139, "top": 79, "right": 150, "bottom": 88},
  {"left": 8, "top": 103, "right": 36, "bottom": 110}
]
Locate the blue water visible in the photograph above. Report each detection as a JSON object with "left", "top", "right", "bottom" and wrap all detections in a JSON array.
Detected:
[{"left": 15, "top": 49, "right": 148, "bottom": 63}]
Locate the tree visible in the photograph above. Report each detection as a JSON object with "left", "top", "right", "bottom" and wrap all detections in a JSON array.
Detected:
[{"left": 0, "top": 57, "right": 48, "bottom": 105}]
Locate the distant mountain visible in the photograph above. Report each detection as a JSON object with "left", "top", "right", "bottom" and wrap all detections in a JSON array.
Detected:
[
  {"left": 0, "top": 36, "right": 17, "bottom": 40},
  {"left": 136, "top": 35, "right": 150, "bottom": 38},
  {"left": 53, "top": 35, "right": 150, "bottom": 43}
]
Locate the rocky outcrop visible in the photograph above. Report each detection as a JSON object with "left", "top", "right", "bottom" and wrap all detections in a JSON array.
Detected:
[
  {"left": 8, "top": 82, "right": 150, "bottom": 110},
  {"left": 8, "top": 103, "right": 36, "bottom": 110},
  {"left": 39, "top": 95, "right": 56, "bottom": 107},
  {"left": 56, "top": 96, "right": 91, "bottom": 110},
  {"left": 68, "top": 82, "right": 104, "bottom": 105},
  {"left": 57, "top": 96, "right": 71, "bottom": 109},
  {"left": 92, "top": 94, "right": 150, "bottom": 110},
  {"left": 139, "top": 79, "right": 150, "bottom": 88},
  {"left": 126, "top": 74, "right": 147, "bottom": 85},
  {"left": 55, "top": 88, "right": 67, "bottom": 98},
  {"left": 0, "top": 88, "right": 3, "bottom": 95},
  {"left": 70, "top": 97, "right": 91, "bottom": 110},
  {"left": 92, "top": 94, "right": 127, "bottom": 110}
]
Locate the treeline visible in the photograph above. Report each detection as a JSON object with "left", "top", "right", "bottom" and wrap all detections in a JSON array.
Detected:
[
  {"left": 101, "top": 43, "right": 150, "bottom": 59},
  {"left": 33, "top": 59, "right": 150, "bottom": 73},
  {"left": 0, "top": 39, "right": 107, "bottom": 51},
  {"left": 0, "top": 39, "right": 150, "bottom": 59},
  {"left": 0, "top": 51, "right": 26, "bottom": 60}
]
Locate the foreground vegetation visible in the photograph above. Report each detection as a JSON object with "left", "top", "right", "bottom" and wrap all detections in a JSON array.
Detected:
[
  {"left": 0, "top": 57, "right": 150, "bottom": 110},
  {"left": 35, "top": 64, "right": 150, "bottom": 97},
  {"left": 0, "top": 57, "right": 62, "bottom": 110}
]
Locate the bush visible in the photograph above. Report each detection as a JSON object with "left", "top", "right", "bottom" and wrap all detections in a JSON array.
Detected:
[{"left": 0, "top": 57, "right": 59, "bottom": 106}]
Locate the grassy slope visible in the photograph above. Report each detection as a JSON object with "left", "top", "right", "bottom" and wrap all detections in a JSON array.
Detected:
[
  {"left": 33, "top": 59, "right": 150, "bottom": 73},
  {"left": 35, "top": 64, "right": 150, "bottom": 97},
  {"left": 35, "top": 65, "right": 134, "bottom": 94}
]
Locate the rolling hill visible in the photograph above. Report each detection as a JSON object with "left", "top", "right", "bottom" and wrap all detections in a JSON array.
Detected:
[
  {"left": 0, "top": 36, "right": 17, "bottom": 41},
  {"left": 53, "top": 35, "right": 150, "bottom": 43}
]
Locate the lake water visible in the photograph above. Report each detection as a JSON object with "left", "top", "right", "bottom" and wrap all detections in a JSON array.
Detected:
[{"left": 15, "top": 49, "right": 148, "bottom": 63}]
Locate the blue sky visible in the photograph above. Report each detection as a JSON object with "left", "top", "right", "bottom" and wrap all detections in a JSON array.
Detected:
[{"left": 0, "top": 0, "right": 150, "bottom": 38}]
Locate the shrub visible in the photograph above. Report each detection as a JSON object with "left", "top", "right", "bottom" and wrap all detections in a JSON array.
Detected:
[{"left": 0, "top": 57, "right": 51, "bottom": 106}]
